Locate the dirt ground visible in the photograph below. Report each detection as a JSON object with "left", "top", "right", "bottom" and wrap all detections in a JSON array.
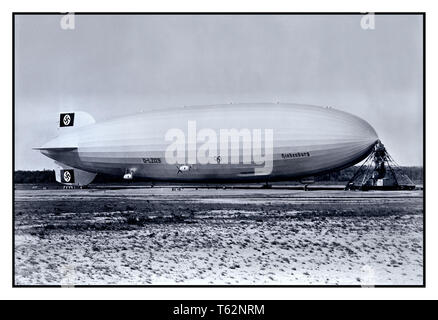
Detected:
[{"left": 14, "top": 186, "right": 424, "bottom": 286}]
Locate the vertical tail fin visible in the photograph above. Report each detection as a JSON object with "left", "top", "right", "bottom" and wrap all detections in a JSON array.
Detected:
[
  {"left": 59, "top": 111, "right": 95, "bottom": 128},
  {"left": 55, "top": 162, "right": 97, "bottom": 186}
]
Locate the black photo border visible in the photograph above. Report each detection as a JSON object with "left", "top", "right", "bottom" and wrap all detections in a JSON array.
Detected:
[{"left": 12, "top": 12, "right": 426, "bottom": 288}]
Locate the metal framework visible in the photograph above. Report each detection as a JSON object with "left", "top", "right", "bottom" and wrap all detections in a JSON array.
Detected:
[{"left": 345, "top": 141, "right": 415, "bottom": 191}]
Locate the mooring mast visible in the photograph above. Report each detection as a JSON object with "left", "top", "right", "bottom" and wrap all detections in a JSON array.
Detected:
[{"left": 345, "top": 141, "right": 416, "bottom": 191}]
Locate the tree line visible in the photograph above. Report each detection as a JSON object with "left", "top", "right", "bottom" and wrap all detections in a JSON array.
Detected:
[{"left": 14, "top": 166, "right": 424, "bottom": 184}]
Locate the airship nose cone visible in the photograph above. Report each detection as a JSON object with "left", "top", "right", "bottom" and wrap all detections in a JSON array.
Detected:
[
  {"left": 327, "top": 108, "right": 378, "bottom": 145},
  {"left": 350, "top": 113, "right": 378, "bottom": 143},
  {"left": 319, "top": 108, "right": 379, "bottom": 168},
  {"left": 294, "top": 106, "right": 379, "bottom": 170}
]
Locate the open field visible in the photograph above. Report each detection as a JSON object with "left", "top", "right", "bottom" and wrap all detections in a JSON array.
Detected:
[{"left": 14, "top": 185, "right": 424, "bottom": 286}]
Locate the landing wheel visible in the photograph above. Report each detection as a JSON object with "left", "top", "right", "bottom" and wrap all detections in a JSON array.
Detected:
[{"left": 261, "top": 182, "right": 272, "bottom": 189}]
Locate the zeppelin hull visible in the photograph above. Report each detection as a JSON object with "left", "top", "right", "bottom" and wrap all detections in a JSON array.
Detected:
[{"left": 40, "top": 103, "right": 379, "bottom": 183}]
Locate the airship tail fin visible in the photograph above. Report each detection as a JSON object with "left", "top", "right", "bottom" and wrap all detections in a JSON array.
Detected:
[
  {"left": 54, "top": 162, "right": 97, "bottom": 186},
  {"left": 59, "top": 111, "right": 95, "bottom": 128}
]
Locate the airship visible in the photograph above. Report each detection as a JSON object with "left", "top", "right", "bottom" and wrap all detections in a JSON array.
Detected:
[{"left": 35, "top": 103, "right": 379, "bottom": 186}]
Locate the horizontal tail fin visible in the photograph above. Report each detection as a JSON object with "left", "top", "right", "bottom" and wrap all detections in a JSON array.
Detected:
[{"left": 33, "top": 147, "right": 77, "bottom": 152}]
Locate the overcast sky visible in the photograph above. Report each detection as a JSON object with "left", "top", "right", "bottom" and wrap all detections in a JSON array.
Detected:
[{"left": 14, "top": 14, "right": 423, "bottom": 169}]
